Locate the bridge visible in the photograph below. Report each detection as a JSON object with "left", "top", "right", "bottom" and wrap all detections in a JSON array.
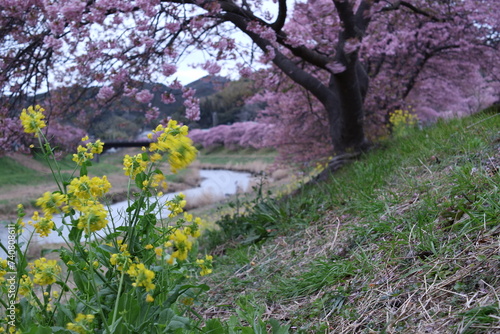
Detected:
[{"left": 102, "top": 140, "right": 152, "bottom": 151}]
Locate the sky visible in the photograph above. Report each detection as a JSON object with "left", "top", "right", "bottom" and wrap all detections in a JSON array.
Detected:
[{"left": 164, "top": 0, "right": 283, "bottom": 85}]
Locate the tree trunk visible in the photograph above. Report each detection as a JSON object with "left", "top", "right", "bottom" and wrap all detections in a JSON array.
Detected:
[
  {"left": 326, "top": 60, "right": 369, "bottom": 153},
  {"left": 222, "top": 0, "right": 373, "bottom": 154}
]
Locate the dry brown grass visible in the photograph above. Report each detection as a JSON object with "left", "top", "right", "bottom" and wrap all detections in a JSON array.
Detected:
[
  {"left": 183, "top": 190, "right": 226, "bottom": 211},
  {"left": 198, "top": 207, "right": 500, "bottom": 333},
  {"left": 193, "top": 160, "right": 272, "bottom": 175}
]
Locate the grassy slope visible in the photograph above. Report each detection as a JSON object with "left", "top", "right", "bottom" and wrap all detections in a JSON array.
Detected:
[
  {"left": 0, "top": 157, "right": 41, "bottom": 186},
  {"left": 198, "top": 111, "right": 500, "bottom": 333}
]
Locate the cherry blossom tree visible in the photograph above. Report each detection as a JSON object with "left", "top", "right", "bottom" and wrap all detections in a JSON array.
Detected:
[
  {"left": 252, "top": 0, "right": 499, "bottom": 162},
  {"left": 189, "top": 121, "right": 272, "bottom": 150},
  {"left": 0, "top": 0, "right": 498, "bottom": 160}
]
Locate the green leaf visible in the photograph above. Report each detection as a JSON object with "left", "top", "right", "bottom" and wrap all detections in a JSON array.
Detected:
[
  {"left": 80, "top": 164, "right": 88, "bottom": 177},
  {"left": 268, "top": 319, "right": 290, "bottom": 334},
  {"left": 202, "top": 319, "right": 227, "bottom": 333},
  {"left": 68, "top": 226, "right": 83, "bottom": 243},
  {"left": 51, "top": 327, "right": 73, "bottom": 334},
  {"left": 163, "top": 284, "right": 210, "bottom": 308},
  {"left": 135, "top": 172, "right": 147, "bottom": 189},
  {"left": 108, "top": 316, "right": 124, "bottom": 334},
  {"left": 72, "top": 270, "right": 89, "bottom": 293},
  {"left": 126, "top": 200, "right": 139, "bottom": 213},
  {"left": 98, "top": 244, "right": 118, "bottom": 254},
  {"left": 55, "top": 302, "right": 74, "bottom": 322},
  {"left": 41, "top": 248, "right": 60, "bottom": 257},
  {"left": 23, "top": 326, "right": 54, "bottom": 334},
  {"left": 158, "top": 308, "right": 191, "bottom": 331}
]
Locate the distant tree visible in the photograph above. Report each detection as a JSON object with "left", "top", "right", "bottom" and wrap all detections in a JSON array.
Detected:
[
  {"left": 0, "top": 0, "right": 498, "bottom": 160},
  {"left": 189, "top": 121, "right": 272, "bottom": 150},
  {"left": 196, "top": 79, "right": 258, "bottom": 128}
]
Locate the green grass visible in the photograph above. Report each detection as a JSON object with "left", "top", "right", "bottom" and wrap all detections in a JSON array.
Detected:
[
  {"left": 198, "top": 110, "right": 500, "bottom": 333},
  {"left": 35, "top": 150, "right": 125, "bottom": 176},
  {"left": 197, "top": 147, "right": 277, "bottom": 165},
  {"left": 0, "top": 157, "right": 44, "bottom": 186}
]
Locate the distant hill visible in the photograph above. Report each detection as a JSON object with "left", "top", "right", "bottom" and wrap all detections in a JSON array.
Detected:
[
  {"left": 5, "top": 76, "right": 233, "bottom": 140},
  {"left": 3, "top": 75, "right": 263, "bottom": 141}
]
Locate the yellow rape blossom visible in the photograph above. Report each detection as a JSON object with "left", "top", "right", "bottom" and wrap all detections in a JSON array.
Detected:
[
  {"left": 20, "top": 105, "right": 46, "bottom": 136},
  {"left": 66, "top": 314, "right": 94, "bottom": 334},
  {"left": 123, "top": 154, "right": 149, "bottom": 178},
  {"left": 68, "top": 175, "right": 111, "bottom": 201},
  {"left": 150, "top": 152, "right": 162, "bottom": 162},
  {"left": 30, "top": 258, "right": 61, "bottom": 286},
  {"left": 76, "top": 202, "right": 108, "bottom": 233},
  {"left": 166, "top": 136, "right": 197, "bottom": 174},
  {"left": 127, "top": 263, "right": 155, "bottom": 291},
  {"left": 29, "top": 211, "right": 55, "bottom": 237},
  {"left": 146, "top": 294, "right": 154, "bottom": 303},
  {"left": 87, "top": 139, "right": 104, "bottom": 154},
  {"left": 0, "top": 259, "right": 8, "bottom": 283},
  {"left": 36, "top": 191, "right": 67, "bottom": 218},
  {"left": 18, "top": 275, "right": 33, "bottom": 296},
  {"left": 110, "top": 250, "right": 132, "bottom": 271},
  {"left": 72, "top": 137, "right": 105, "bottom": 165},
  {"left": 166, "top": 229, "right": 192, "bottom": 262},
  {"left": 154, "top": 247, "right": 163, "bottom": 257},
  {"left": 196, "top": 255, "right": 214, "bottom": 276},
  {"left": 183, "top": 214, "right": 203, "bottom": 238},
  {"left": 388, "top": 108, "right": 418, "bottom": 136},
  {"left": 149, "top": 120, "right": 197, "bottom": 174},
  {"left": 73, "top": 145, "right": 93, "bottom": 165},
  {"left": 184, "top": 224, "right": 201, "bottom": 238},
  {"left": 166, "top": 193, "right": 186, "bottom": 217}
]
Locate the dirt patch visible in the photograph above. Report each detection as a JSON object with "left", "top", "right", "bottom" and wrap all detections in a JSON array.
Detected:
[{"left": 6, "top": 152, "right": 52, "bottom": 173}]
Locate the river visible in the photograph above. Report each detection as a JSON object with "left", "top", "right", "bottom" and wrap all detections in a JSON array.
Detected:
[{"left": 0, "top": 169, "right": 252, "bottom": 258}]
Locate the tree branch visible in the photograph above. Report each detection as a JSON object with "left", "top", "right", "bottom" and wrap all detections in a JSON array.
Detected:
[
  {"left": 270, "top": 0, "right": 287, "bottom": 32},
  {"left": 380, "top": 1, "right": 445, "bottom": 22}
]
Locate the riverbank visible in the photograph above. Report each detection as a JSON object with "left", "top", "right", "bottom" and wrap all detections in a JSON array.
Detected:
[{"left": 0, "top": 147, "right": 279, "bottom": 222}]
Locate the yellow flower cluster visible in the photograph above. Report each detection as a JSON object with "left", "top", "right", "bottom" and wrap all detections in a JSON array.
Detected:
[
  {"left": 110, "top": 244, "right": 155, "bottom": 293},
  {"left": 148, "top": 120, "right": 197, "bottom": 174},
  {"left": 196, "top": 255, "right": 214, "bottom": 276},
  {"left": 388, "top": 109, "right": 418, "bottom": 131},
  {"left": 66, "top": 313, "right": 94, "bottom": 334},
  {"left": 20, "top": 105, "right": 46, "bottom": 136},
  {"left": 66, "top": 175, "right": 111, "bottom": 234},
  {"left": 183, "top": 212, "right": 202, "bottom": 238},
  {"left": 142, "top": 172, "right": 167, "bottom": 191},
  {"left": 0, "top": 259, "right": 8, "bottom": 283},
  {"left": 36, "top": 191, "right": 67, "bottom": 218},
  {"left": 127, "top": 263, "right": 155, "bottom": 291},
  {"left": 29, "top": 258, "right": 61, "bottom": 286},
  {"left": 165, "top": 229, "right": 193, "bottom": 263},
  {"left": 30, "top": 192, "right": 68, "bottom": 237},
  {"left": 109, "top": 249, "right": 132, "bottom": 271},
  {"left": 72, "top": 136, "right": 104, "bottom": 165},
  {"left": 18, "top": 275, "right": 33, "bottom": 296},
  {"left": 123, "top": 153, "right": 148, "bottom": 178},
  {"left": 29, "top": 175, "right": 111, "bottom": 237},
  {"left": 68, "top": 175, "right": 111, "bottom": 201},
  {"left": 166, "top": 193, "right": 187, "bottom": 218},
  {"left": 76, "top": 202, "right": 108, "bottom": 233},
  {"left": 29, "top": 211, "right": 55, "bottom": 237}
]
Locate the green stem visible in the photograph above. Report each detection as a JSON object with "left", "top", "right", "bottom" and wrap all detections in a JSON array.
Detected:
[
  {"left": 36, "top": 132, "right": 65, "bottom": 193},
  {"left": 111, "top": 269, "right": 126, "bottom": 328}
]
